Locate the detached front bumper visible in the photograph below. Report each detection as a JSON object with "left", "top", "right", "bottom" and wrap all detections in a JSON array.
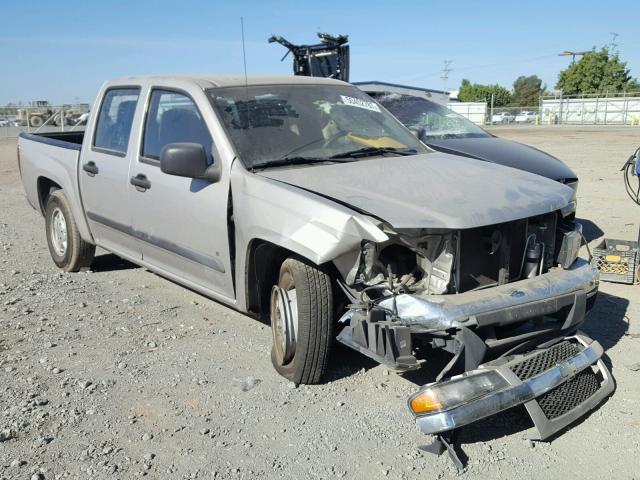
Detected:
[{"left": 410, "top": 333, "right": 613, "bottom": 439}]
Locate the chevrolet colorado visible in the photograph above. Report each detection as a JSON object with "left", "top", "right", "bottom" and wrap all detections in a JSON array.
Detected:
[{"left": 17, "top": 75, "right": 612, "bottom": 445}]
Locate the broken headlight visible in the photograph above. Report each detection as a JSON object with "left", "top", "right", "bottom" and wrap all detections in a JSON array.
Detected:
[
  {"left": 408, "top": 371, "right": 509, "bottom": 416},
  {"left": 355, "top": 231, "right": 455, "bottom": 296}
]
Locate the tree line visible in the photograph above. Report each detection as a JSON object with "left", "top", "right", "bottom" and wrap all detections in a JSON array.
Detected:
[{"left": 457, "top": 47, "right": 640, "bottom": 107}]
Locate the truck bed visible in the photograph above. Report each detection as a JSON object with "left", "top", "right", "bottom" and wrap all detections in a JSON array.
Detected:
[
  {"left": 18, "top": 130, "right": 93, "bottom": 242},
  {"left": 19, "top": 131, "right": 85, "bottom": 149}
]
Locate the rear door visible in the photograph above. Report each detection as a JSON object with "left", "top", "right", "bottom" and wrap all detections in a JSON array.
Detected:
[
  {"left": 129, "top": 87, "right": 235, "bottom": 299},
  {"left": 79, "top": 87, "right": 141, "bottom": 260}
]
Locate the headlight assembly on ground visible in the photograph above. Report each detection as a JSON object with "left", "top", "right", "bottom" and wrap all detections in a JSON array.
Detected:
[{"left": 409, "top": 370, "right": 509, "bottom": 415}]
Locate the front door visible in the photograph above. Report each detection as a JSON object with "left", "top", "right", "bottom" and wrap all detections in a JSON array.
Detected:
[
  {"left": 78, "top": 87, "right": 141, "bottom": 260},
  {"left": 129, "top": 88, "right": 235, "bottom": 299}
]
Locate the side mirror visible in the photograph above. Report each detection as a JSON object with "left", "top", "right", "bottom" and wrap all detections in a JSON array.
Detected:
[
  {"left": 409, "top": 127, "right": 426, "bottom": 140},
  {"left": 160, "top": 143, "right": 221, "bottom": 183}
]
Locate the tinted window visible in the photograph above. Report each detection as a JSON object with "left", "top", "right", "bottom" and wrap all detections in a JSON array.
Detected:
[
  {"left": 94, "top": 88, "right": 139, "bottom": 154},
  {"left": 142, "top": 90, "right": 213, "bottom": 163}
]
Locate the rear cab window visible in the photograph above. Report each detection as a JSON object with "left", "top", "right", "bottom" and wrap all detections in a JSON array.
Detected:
[
  {"left": 93, "top": 88, "right": 140, "bottom": 155},
  {"left": 141, "top": 89, "right": 213, "bottom": 164}
]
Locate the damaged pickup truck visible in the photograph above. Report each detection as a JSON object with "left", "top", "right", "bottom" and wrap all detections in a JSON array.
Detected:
[{"left": 17, "top": 75, "right": 611, "bottom": 447}]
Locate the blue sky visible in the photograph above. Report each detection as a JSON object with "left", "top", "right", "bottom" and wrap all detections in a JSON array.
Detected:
[{"left": 2, "top": 0, "right": 640, "bottom": 104}]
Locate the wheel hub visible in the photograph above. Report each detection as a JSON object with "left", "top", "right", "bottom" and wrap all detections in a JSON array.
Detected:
[
  {"left": 50, "top": 207, "right": 68, "bottom": 257},
  {"left": 270, "top": 286, "right": 298, "bottom": 364}
]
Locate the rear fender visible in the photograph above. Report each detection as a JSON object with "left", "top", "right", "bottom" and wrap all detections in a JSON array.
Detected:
[{"left": 18, "top": 135, "right": 93, "bottom": 243}]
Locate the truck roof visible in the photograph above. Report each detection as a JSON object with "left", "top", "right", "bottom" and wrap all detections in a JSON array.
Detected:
[{"left": 107, "top": 74, "right": 347, "bottom": 89}]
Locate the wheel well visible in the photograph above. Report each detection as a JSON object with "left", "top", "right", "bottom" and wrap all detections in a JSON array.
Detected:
[
  {"left": 245, "top": 240, "right": 346, "bottom": 321},
  {"left": 245, "top": 240, "right": 291, "bottom": 318},
  {"left": 37, "top": 177, "right": 62, "bottom": 214}
]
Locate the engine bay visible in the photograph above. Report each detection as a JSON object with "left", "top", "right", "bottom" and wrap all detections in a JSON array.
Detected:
[{"left": 343, "top": 211, "right": 581, "bottom": 301}]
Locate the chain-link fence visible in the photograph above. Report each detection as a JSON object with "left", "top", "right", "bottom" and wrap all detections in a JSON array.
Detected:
[{"left": 0, "top": 103, "right": 89, "bottom": 139}]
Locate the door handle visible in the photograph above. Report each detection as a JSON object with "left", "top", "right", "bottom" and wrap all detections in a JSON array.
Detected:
[
  {"left": 82, "top": 161, "right": 99, "bottom": 176},
  {"left": 130, "top": 173, "right": 151, "bottom": 191}
]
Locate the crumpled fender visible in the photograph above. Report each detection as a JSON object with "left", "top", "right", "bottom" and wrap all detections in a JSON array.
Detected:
[{"left": 231, "top": 163, "right": 388, "bottom": 267}]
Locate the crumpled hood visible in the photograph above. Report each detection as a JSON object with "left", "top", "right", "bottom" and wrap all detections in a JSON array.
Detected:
[
  {"left": 426, "top": 136, "right": 577, "bottom": 181},
  {"left": 257, "top": 152, "right": 574, "bottom": 229}
]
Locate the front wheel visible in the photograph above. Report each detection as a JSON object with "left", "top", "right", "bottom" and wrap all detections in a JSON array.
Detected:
[
  {"left": 45, "top": 190, "right": 95, "bottom": 272},
  {"left": 29, "top": 115, "right": 44, "bottom": 128},
  {"left": 270, "top": 257, "right": 334, "bottom": 385}
]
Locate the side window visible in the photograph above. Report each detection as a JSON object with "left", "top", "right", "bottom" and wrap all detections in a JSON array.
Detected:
[
  {"left": 142, "top": 90, "right": 213, "bottom": 164},
  {"left": 93, "top": 88, "right": 140, "bottom": 154}
]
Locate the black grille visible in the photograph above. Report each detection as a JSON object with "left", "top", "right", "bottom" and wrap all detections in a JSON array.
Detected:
[
  {"left": 537, "top": 369, "right": 601, "bottom": 419},
  {"left": 510, "top": 341, "right": 583, "bottom": 380}
]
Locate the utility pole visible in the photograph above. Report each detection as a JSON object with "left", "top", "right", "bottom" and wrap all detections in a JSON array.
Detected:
[
  {"left": 441, "top": 60, "right": 452, "bottom": 92},
  {"left": 609, "top": 32, "right": 619, "bottom": 54}
]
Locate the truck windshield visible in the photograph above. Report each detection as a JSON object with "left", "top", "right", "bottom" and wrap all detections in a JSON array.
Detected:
[
  {"left": 207, "top": 84, "right": 429, "bottom": 169},
  {"left": 374, "top": 93, "right": 490, "bottom": 140}
]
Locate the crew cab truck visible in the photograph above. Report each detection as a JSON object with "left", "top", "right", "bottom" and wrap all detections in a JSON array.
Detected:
[{"left": 18, "top": 75, "right": 612, "bottom": 447}]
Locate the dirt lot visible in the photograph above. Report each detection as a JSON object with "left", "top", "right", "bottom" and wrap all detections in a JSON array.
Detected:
[{"left": 1, "top": 127, "right": 639, "bottom": 480}]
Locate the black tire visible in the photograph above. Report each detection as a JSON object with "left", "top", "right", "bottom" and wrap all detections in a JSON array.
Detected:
[
  {"left": 29, "top": 115, "right": 44, "bottom": 128},
  {"left": 270, "top": 257, "right": 334, "bottom": 385},
  {"left": 45, "top": 190, "right": 95, "bottom": 272}
]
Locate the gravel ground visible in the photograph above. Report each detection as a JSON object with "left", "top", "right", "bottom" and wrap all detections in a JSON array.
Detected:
[{"left": 1, "top": 127, "right": 639, "bottom": 479}]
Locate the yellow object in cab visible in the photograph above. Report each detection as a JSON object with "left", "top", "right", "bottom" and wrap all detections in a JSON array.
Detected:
[{"left": 346, "top": 134, "right": 405, "bottom": 149}]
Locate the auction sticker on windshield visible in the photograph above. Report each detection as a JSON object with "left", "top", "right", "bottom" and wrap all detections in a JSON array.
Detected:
[{"left": 340, "top": 95, "right": 381, "bottom": 112}]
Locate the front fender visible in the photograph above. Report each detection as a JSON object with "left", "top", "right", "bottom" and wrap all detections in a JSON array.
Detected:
[
  {"left": 232, "top": 166, "right": 387, "bottom": 264},
  {"left": 231, "top": 164, "right": 388, "bottom": 311}
]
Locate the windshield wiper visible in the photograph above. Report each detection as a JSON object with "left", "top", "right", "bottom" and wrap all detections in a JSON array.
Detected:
[
  {"left": 250, "top": 156, "right": 352, "bottom": 171},
  {"left": 250, "top": 147, "right": 417, "bottom": 171},
  {"left": 329, "top": 147, "right": 417, "bottom": 159}
]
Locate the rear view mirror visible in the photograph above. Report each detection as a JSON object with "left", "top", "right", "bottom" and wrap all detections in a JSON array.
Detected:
[{"left": 160, "top": 143, "right": 221, "bottom": 182}]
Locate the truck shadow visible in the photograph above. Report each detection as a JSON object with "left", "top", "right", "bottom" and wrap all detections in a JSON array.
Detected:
[
  {"left": 89, "top": 253, "right": 140, "bottom": 272},
  {"left": 576, "top": 217, "right": 604, "bottom": 243},
  {"left": 324, "top": 342, "right": 380, "bottom": 382},
  {"left": 457, "top": 389, "right": 604, "bottom": 446},
  {"left": 580, "top": 290, "right": 629, "bottom": 373}
]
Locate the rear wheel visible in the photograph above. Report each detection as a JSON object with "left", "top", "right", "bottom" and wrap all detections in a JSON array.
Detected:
[
  {"left": 45, "top": 190, "right": 95, "bottom": 272},
  {"left": 270, "top": 257, "right": 334, "bottom": 385}
]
